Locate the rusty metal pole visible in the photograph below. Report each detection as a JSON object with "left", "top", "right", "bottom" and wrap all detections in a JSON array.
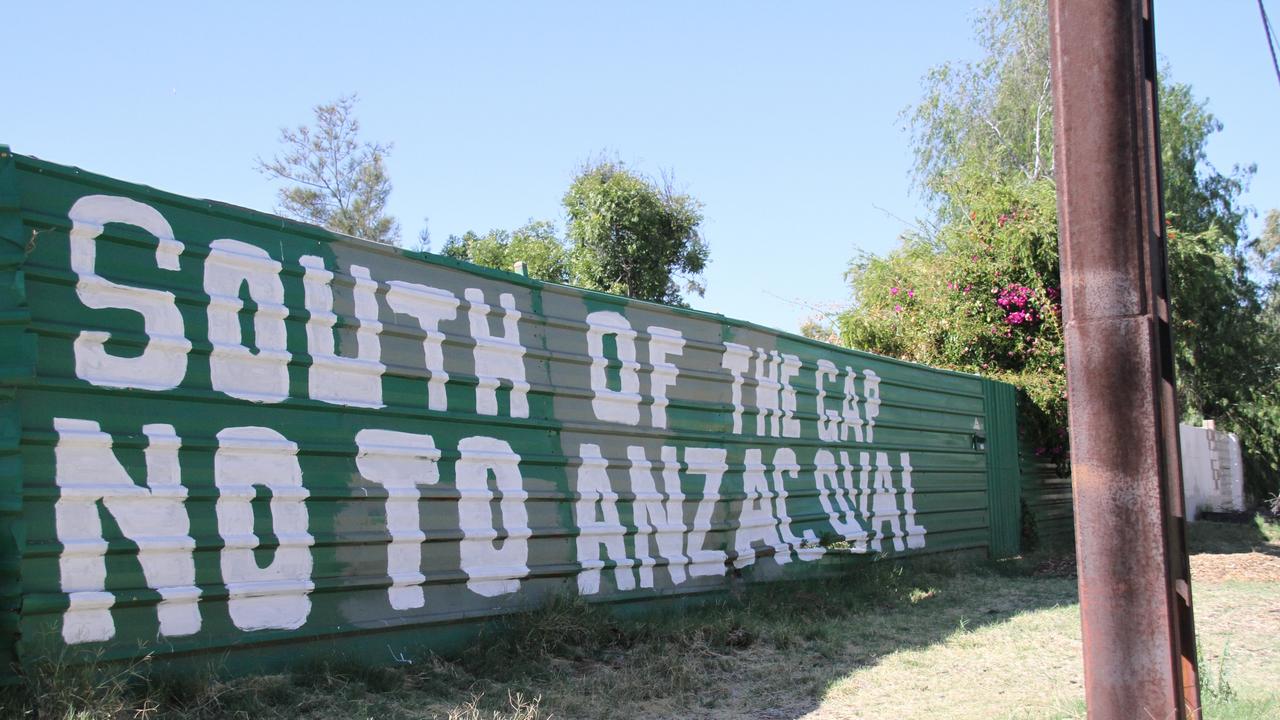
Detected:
[{"left": 1048, "top": 0, "right": 1201, "bottom": 718}]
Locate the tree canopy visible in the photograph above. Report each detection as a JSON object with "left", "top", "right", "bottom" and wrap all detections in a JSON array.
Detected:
[
  {"left": 258, "top": 94, "right": 401, "bottom": 245},
  {"left": 1250, "top": 208, "right": 1280, "bottom": 287},
  {"left": 424, "top": 161, "right": 711, "bottom": 307},
  {"left": 906, "top": 0, "right": 1054, "bottom": 209},
  {"left": 442, "top": 220, "right": 571, "bottom": 284},
  {"left": 829, "top": 0, "right": 1280, "bottom": 500},
  {"left": 563, "top": 161, "right": 709, "bottom": 306}
]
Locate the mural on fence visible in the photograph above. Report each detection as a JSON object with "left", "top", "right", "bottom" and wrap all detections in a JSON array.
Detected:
[{"left": 0, "top": 148, "right": 1007, "bottom": 671}]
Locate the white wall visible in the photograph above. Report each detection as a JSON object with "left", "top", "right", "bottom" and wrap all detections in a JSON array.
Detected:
[{"left": 1180, "top": 422, "right": 1245, "bottom": 520}]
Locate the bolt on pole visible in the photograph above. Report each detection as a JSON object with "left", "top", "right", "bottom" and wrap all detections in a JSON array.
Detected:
[{"left": 1047, "top": 0, "right": 1201, "bottom": 718}]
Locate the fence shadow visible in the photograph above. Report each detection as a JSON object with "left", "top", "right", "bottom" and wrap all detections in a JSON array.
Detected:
[
  {"left": 1187, "top": 515, "right": 1280, "bottom": 556},
  {"left": 457, "top": 550, "right": 1087, "bottom": 720}
]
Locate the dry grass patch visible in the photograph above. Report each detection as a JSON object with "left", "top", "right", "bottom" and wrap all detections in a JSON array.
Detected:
[
  {"left": 801, "top": 516, "right": 1280, "bottom": 720},
  {"left": 9, "top": 518, "right": 1279, "bottom": 719},
  {"left": 802, "top": 576, "right": 1082, "bottom": 720}
]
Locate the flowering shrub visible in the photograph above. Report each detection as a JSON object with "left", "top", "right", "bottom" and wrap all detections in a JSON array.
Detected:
[
  {"left": 834, "top": 169, "right": 1280, "bottom": 496},
  {"left": 997, "top": 284, "right": 1038, "bottom": 325},
  {"left": 837, "top": 176, "right": 1069, "bottom": 467}
]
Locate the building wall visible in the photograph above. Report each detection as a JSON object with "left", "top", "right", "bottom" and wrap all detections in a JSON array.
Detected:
[{"left": 1179, "top": 422, "right": 1245, "bottom": 520}]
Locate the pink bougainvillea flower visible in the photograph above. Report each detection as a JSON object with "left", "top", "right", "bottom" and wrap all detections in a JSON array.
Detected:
[
  {"left": 907, "top": 289, "right": 916, "bottom": 299},
  {"left": 894, "top": 304, "right": 903, "bottom": 313},
  {"left": 890, "top": 287, "right": 900, "bottom": 296}
]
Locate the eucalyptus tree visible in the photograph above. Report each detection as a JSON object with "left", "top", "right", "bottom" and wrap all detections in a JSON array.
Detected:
[{"left": 258, "top": 94, "right": 401, "bottom": 245}]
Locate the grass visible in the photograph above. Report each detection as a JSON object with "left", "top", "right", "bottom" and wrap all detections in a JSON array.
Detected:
[
  {"left": 1186, "top": 512, "right": 1280, "bottom": 552},
  {"left": 6, "top": 517, "right": 1278, "bottom": 719}
]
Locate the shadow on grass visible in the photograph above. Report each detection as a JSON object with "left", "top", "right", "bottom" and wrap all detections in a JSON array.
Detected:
[
  {"left": 1, "top": 529, "right": 1271, "bottom": 716},
  {"left": 0, "top": 550, "right": 1087, "bottom": 720},
  {"left": 388, "top": 552, "right": 1084, "bottom": 720},
  {"left": 1187, "top": 515, "right": 1280, "bottom": 556}
]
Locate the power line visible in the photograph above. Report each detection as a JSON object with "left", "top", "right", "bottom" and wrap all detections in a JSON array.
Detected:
[{"left": 1261, "top": 0, "right": 1280, "bottom": 91}]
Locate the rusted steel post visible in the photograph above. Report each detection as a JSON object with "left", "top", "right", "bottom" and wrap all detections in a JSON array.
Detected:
[{"left": 1048, "top": 0, "right": 1201, "bottom": 718}]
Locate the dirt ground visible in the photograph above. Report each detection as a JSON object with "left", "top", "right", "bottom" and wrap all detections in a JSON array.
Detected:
[{"left": 1191, "top": 550, "right": 1280, "bottom": 583}]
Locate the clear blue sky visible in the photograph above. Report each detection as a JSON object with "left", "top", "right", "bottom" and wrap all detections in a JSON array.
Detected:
[{"left": 4, "top": 1, "right": 1277, "bottom": 333}]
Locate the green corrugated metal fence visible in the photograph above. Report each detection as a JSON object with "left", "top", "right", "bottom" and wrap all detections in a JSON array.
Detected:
[
  {"left": 982, "top": 381, "right": 1022, "bottom": 559},
  {"left": 0, "top": 148, "right": 30, "bottom": 678},
  {"left": 1020, "top": 440, "right": 1076, "bottom": 551},
  {"left": 0, "top": 146, "right": 1069, "bottom": 681}
]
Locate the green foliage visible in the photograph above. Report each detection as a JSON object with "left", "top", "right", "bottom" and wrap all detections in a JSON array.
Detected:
[
  {"left": 1233, "top": 378, "right": 1280, "bottom": 501},
  {"left": 1244, "top": 213, "right": 1280, "bottom": 495},
  {"left": 907, "top": 0, "right": 1054, "bottom": 210},
  {"left": 840, "top": 0, "right": 1280, "bottom": 499},
  {"left": 258, "top": 94, "right": 401, "bottom": 245},
  {"left": 563, "top": 160, "right": 708, "bottom": 306},
  {"left": 439, "top": 161, "right": 711, "bottom": 306},
  {"left": 1159, "top": 80, "right": 1255, "bottom": 242},
  {"left": 1166, "top": 224, "right": 1272, "bottom": 423},
  {"left": 1251, "top": 209, "right": 1280, "bottom": 293},
  {"left": 1156, "top": 79, "right": 1278, "bottom": 501},
  {"left": 442, "top": 220, "right": 570, "bottom": 283},
  {"left": 839, "top": 175, "right": 1068, "bottom": 460},
  {"left": 1199, "top": 639, "right": 1239, "bottom": 706}
]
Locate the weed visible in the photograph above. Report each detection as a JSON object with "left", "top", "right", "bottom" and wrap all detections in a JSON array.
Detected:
[
  {"left": 0, "top": 647, "right": 152, "bottom": 720},
  {"left": 447, "top": 691, "right": 546, "bottom": 720},
  {"left": 907, "top": 587, "right": 938, "bottom": 603},
  {"left": 461, "top": 593, "right": 618, "bottom": 676},
  {"left": 1199, "top": 639, "right": 1238, "bottom": 705}
]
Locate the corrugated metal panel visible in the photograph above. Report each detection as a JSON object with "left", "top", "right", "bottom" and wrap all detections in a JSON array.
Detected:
[
  {"left": 0, "top": 148, "right": 33, "bottom": 678},
  {"left": 1017, "top": 390, "right": 1075, "bottom": 552},
  {"left": 982, "top": 380, "right": 1021, "bottom": 559},
  {"left": 1020, "top": 459, "right": 1075, "bottom": 550},
  {"left": 0, "top": 148, "right": 1020, "bottom": 678}
]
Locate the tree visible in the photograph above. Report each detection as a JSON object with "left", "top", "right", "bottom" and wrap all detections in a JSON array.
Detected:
[
  {"left": 837, "top": 0, "right": 1280, "bottom": 500},
  {"left": 1153, "top": 79, "right": 1270, "bottom": 443},
  {"left": 414, "top": 218, "right": 432, "bottom": 253},
  {"left": 1251, "top": 208, "right": 1280, "bottom": 288},
  {"left": 258, "top": 94, "right": 401, "bottom": 245},
  {"left": 1159, "top": 81, "right": 1255, "bottom": 242},
  {"left": 906, "top": 0, "right": 1054, "bottom": 211},
  {"left": 441, "top": 220, "right": 571, "bottom": 283},
  {"left": 839, "top": 174, "right": 1069, "bottom": 463},
  {"left": 562, "top": 160, "right": 709, "bottom": 306}
]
